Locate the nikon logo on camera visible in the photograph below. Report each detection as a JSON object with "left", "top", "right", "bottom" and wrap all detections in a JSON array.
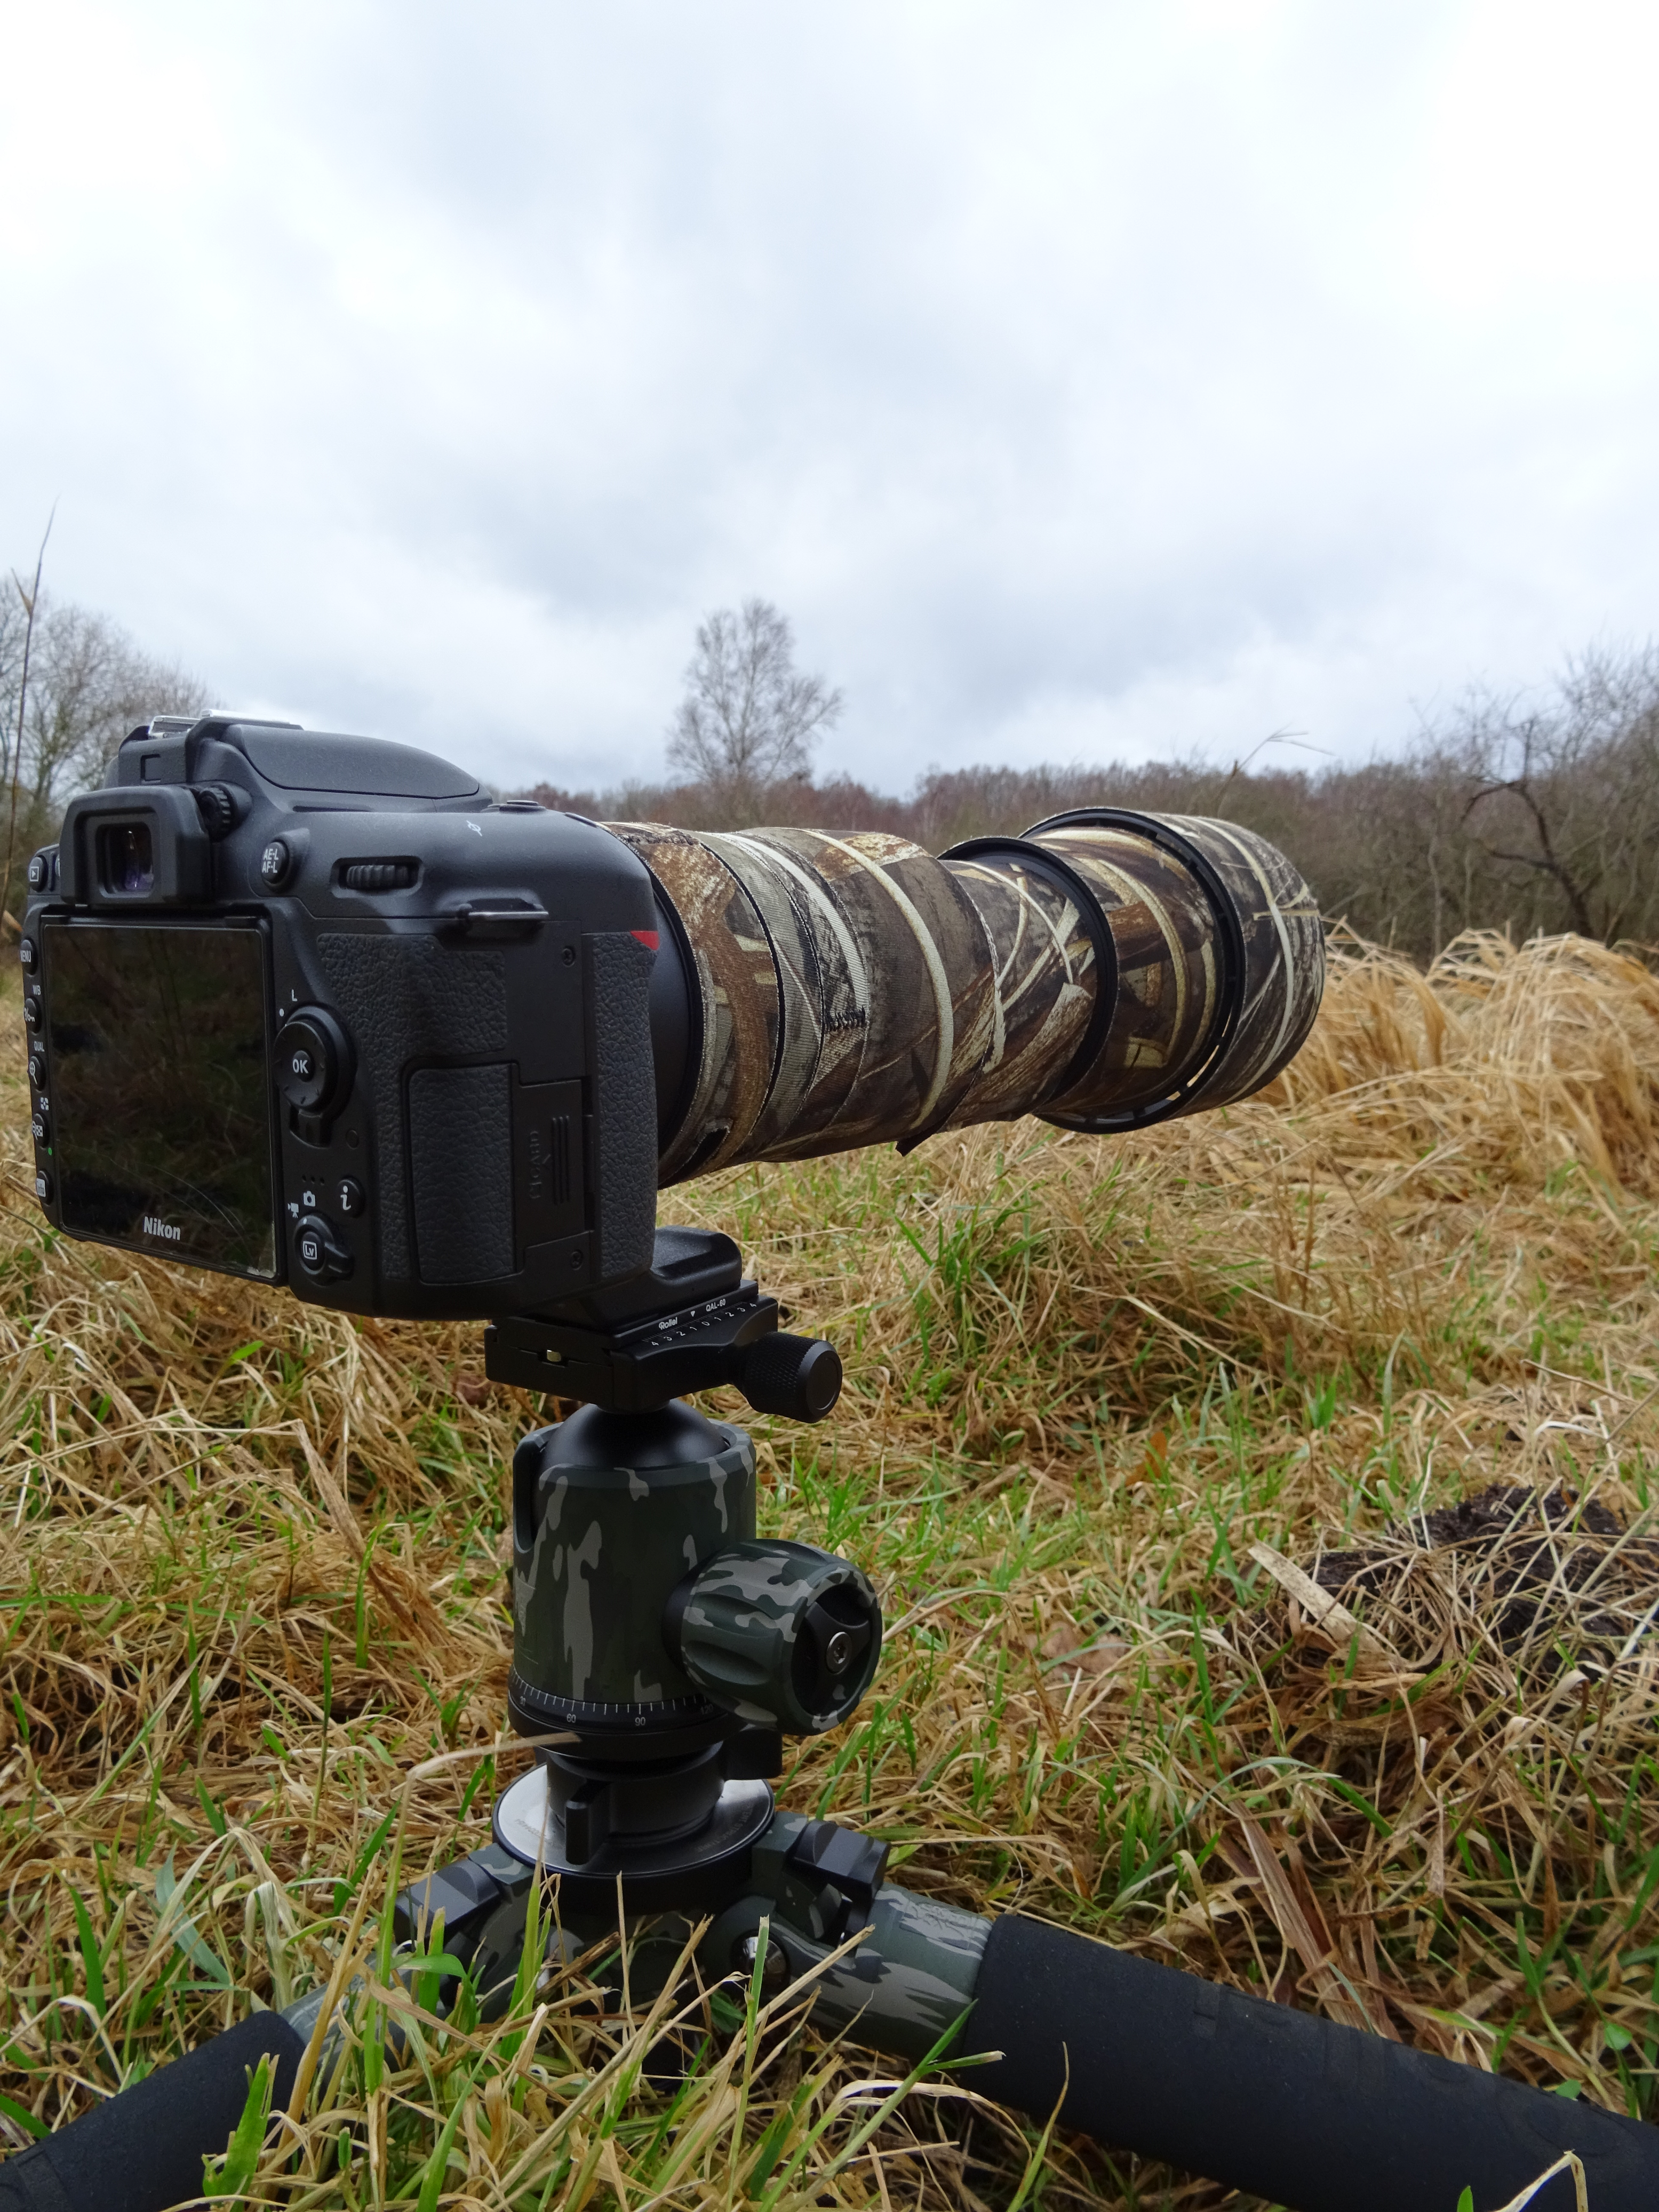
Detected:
[{"left": 141, "top": 1215, "right": 183, "bottom": 1244}]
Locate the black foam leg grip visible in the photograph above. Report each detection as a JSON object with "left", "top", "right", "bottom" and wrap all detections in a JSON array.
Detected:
[
  {"left": 963, "top": 1915, "right": 1659, "bottom": 2212},
  {"left": 0, "top": 2010, "right": 306, "bottom": 2212}
]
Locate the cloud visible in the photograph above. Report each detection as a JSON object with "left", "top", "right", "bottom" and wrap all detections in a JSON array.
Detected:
[{"left": 2, "top": 0, "right": 1657, "bottom": 796}]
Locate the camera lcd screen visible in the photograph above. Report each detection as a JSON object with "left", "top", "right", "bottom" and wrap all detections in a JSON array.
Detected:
[{"left": 43, "top": 922, "right": 278, "bottom": 1279}]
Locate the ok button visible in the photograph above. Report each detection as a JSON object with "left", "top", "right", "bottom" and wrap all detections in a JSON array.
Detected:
[{"left": 275, "top": 1008, "right": 349, "bottom": 1117}]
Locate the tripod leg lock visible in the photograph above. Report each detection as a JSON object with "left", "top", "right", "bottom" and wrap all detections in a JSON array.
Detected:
[
  {"left": 784, "top": 1817, "right": 889, "bottom": 1937},
  {"left": 699, "top": 1809, "right": 988, "bottom": 2062},
  {"left": 394, "top": 1840, "right": 532, "bottom": 1965}
]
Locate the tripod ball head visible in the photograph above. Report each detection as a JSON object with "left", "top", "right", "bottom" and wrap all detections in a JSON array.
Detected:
[
  {"left": 665, "top": 1538, "right": 882, "bottom": 1734},
  {"left": 498, "top": 1232, "right": 879, "bottom": 1903}
]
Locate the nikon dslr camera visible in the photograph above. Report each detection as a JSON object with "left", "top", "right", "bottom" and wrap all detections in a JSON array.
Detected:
[
  {"left": 23, "top": 710, "right": 1330, "bottom": 1339},
  {"left": 21, "top": 716, "right": 665, "bottom": 1318}
]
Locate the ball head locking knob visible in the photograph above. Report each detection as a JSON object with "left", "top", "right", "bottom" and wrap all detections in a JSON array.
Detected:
[{"left": 664, "top": 1538, "right": 882, "bottom": 1735}]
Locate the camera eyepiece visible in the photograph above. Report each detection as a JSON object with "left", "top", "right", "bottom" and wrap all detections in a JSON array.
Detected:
[{"left": 98, "top": 820, "right": 155, "bottom": 898}]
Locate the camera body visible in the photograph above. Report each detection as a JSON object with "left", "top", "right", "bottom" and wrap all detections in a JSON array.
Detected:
[{"left": 21, "top": 717, "right": 663, "bottom": 1319}]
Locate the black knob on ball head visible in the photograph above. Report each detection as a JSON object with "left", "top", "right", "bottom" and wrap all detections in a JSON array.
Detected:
[
  {"left": 666, "top": 1537, "right": 882, "bottom": 1733},
  {"left": 736, "top": 1332, "right": 842, "bottom": 1422}
]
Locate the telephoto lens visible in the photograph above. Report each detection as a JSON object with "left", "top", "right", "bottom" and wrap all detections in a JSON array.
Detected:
[{"left": 613, "top": 807, "right": 1325, "bottom": 1183}]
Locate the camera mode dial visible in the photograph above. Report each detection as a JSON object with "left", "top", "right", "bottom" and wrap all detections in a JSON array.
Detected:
[{"left": 276, "top": 1007, "right": 352, "bottom": 1122}]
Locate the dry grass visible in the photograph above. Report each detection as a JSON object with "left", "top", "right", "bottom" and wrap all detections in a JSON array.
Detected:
[{"left": 0, "top": 928, "right": 1656, "bottom": 2206}]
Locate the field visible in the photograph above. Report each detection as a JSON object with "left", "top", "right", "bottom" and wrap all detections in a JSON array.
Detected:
[{"left": 0, "top": 930, "right": 1657, "bottom": 2208}]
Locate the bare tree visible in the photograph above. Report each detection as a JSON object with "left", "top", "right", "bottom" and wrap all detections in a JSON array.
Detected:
[
  {"left": 667, "top": 598, "right": 842, "bottom": 824},
  {"left": 3, "top": 515, "right": 53, "bottom": 920},
  {"left": 1435, "top": 648, "right": 1659, "bottom": 947},
  {"left": 0, "top": 584, "right": 207, "bottom": 917}
]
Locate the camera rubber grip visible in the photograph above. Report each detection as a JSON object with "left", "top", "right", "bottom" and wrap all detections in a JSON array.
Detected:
[
  {"left": 585, "top": 932, "right": 659, "bottom": 1281},
  {"left": 0, "top": 2011, "right": 305, "bottom": 2212},
  {"left": 962, "top": 1914, "right": 1657, "bottom": 2212}
]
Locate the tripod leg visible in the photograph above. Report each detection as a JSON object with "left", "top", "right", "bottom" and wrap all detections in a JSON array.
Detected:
[
  {"left": 0, "top": 2011, "right": 305, "bottom": 2212},
  {"left": 18, "top": 1819, "right": 1650, "bottom": 2212}
]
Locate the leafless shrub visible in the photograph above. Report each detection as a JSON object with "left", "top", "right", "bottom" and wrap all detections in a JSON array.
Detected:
[{"left": 0, "top": 581, "right": 206, "bottom": 917}]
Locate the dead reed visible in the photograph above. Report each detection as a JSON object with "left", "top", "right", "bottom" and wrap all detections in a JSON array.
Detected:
[{"left": 0, "top": 927, "right": 1655, "bottom": 2207}]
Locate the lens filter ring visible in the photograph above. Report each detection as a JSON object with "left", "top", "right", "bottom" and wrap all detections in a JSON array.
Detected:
[{"left": 1017, "top": 807, "right": 1248, "bottom": 1132}]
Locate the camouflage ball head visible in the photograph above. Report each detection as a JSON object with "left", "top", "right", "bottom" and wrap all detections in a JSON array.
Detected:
[
  {"left": 507, "top": 1398, "right": 881, "bottom": 1752},
  {"left": 665, "top": 1538, "right": 882, "bottom": 1732},
  {"left": 507, "top": 1399, "right": 757, "bottom": 1748}
]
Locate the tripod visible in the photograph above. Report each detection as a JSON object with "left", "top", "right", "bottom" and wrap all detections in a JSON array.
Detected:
[
  {"left": 4, "top": 1233, "right": 1655, "bottom": 2212},
  {"left": 400, "top": 1225, "right": 980, "bottom": 2065}
]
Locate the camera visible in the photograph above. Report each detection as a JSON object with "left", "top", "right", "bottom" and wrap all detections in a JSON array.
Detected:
[
  {"left": 22, "top": 713, "right": 1327, "bottom": 1329},
  {"left": 22, "top": 715, "right": 663, "bottom": 1317}
]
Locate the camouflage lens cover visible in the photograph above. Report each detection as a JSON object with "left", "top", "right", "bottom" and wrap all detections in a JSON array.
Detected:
[{"left": 609, "top": 808, "right": 1323, "bottom": 1172}]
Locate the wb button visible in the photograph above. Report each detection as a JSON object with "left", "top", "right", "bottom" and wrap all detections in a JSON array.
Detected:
[{"left": 294, "top": 1213, "right": 352, "bottom": 1284}]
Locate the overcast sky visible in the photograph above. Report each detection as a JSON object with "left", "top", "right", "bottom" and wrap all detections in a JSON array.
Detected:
[{"left": 3, "top": 2, "right": 1657, "bottom": 796}]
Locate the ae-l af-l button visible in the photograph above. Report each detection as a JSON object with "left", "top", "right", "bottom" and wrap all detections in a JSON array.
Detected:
[{"left": 294, "top": 1212, "right": 353, "bottom": 1283}]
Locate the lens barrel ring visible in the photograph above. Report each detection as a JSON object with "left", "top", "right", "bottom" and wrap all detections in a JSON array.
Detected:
[
  {"left": 1019, "top": 807, "right": 1249, "bottom": 1133},
  {"left": 609, "top": 824, "right": 786, "bottom": 1181},
  {"left": 937, "top": 833, "right": 1122, "bottom": 1122}
]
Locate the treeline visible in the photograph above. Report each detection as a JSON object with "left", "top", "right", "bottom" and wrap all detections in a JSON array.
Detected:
[
  {"left": 8, "top": 552, "right": 1657, "bottom": 965},
  {"left": 520, "top": 645, "right": 1659, "bottom": 964}
]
